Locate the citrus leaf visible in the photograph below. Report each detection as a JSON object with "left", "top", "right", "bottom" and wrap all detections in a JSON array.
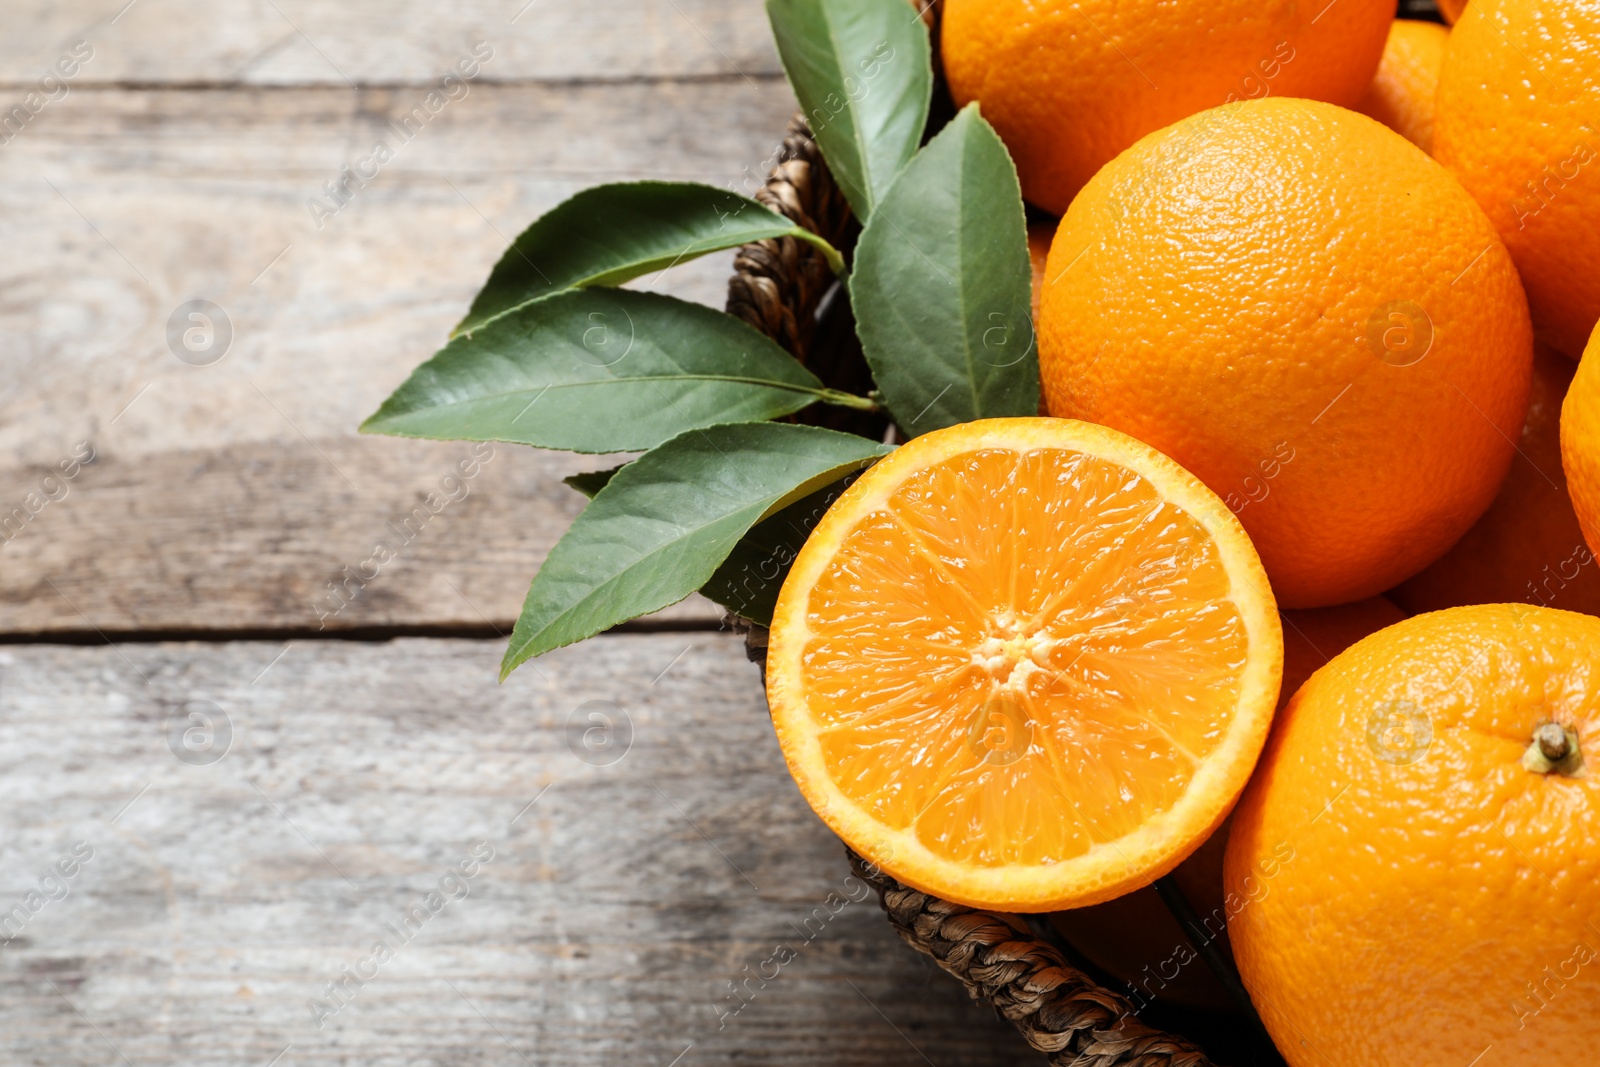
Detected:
[
  {"left": 500, "top": 423, "right": 891, "bottom": 676},
  {"left": 699, "top": 471, "right": 859, "bottom": 624},
  {"left": 563, "top": 465, "right": 624, "bottom": 499},
  {"left": 850, "top": 104, "right": 1038, "bottom": 435},
  {"left": 454, "top": 181, "right": 843, "bottom": 337},
  {"left": 362, "top": 289, "right": 862, "bottom": 454},
  {"left": 766, "top": 0, "right": 932, "bottom": 222}
]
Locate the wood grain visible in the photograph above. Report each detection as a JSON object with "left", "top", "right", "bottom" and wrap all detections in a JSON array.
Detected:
[
  {"left": 0, "top": 5, "right": 1040, "bottom": 1063},
  {"left": 0, "top": 78, "right": 801, "bottom": 633},
  {"left": 0, "top": 634, "right": 1036, "bottom": 1065},
  {"left": 0, "top": 0, "right": 782, "bottom": 86}
]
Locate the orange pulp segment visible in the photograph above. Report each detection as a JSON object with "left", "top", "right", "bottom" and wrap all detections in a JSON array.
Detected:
[{"left": 766, "top": 418, "right": 1282, "bottom": 911}]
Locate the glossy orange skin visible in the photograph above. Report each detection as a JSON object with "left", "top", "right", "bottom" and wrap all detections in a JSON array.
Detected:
[
  {"left": 1356, "top": 19, "right": 1450, "bottom": 153},
  {"left": 1026, "top": 219, "right": 1060, "bottom": 415},
  {"left": 1050, "top": 597, "right": 1405, "bottom": 1009},
  {"left": 1561, "top": 322, "right": 1600, "bottom": 556},
  {"left": 1437, "top": 0, "right": 1469, "bottom": 23},
  {"left": 941, "top": 0, "right": 1394, "bottom": 213},
  {"left": 1398, "top": 343, "right": 1600, "bottom": 614},
  {"left": 1434, "top": 0, "right": 1600, "bottom": 357},
  {"left": 1227, "top": 605, "right": 1600, "bottom": 1067},
  {"left": 1040, "top": 98, "right": 1533, "bottom": 608}
]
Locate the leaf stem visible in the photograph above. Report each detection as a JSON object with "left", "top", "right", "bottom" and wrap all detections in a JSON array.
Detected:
[
  {"left": 818, "top": 389, "right": 879, "bottom": 412},
  {"left": 793, "top": 230, "right": 849, "bottom": 278}
]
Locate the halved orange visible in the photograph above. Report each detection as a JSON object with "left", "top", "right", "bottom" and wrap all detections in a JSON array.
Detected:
[{"left": 766, "top": 418, "right": 1282, "bottom": 911}]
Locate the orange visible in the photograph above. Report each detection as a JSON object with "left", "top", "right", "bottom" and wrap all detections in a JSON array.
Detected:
[
  {"left": 1027, "top": 219, "right": 1059, "bottom": 415},
  {"left": 1433, "top": 0, "right": 1600, "bottom": 357},
  {"left": 1437, "top": 0, "right": 1469, "bottom": 23},
  {"left": 941, "top": 0, "right": 1394, "bottom": 213},
  {"left": 1561, "top": 321, "right": 1600, "bottom": 555},
  {"left": 1278, "top": 597, "right": 1408, "bottom": 704},
  {"left": 1040, "top": 97, "right": 1534, "bottom": 608},
  {"left": 1355, "top": 19, "right": 1450, "bottom": 153},
  {"left": 766, "top": 418, "right": 1282, "bottom": 911},
  {"left": 1399, "top": 342, "right": 1600, "bottom": 614},
  {"left": 1048, "top": 821, "right": 1236, "bottom": 1009},
  {"left": 1026, "top": 218, "right": 1056, "bottom": 324},
  {"left": 1049, "top": 596, "right": 1403, "bottom": 1008},
  {"left": 1226, "top": 604, "right": 1600, "bottom": 1067}
]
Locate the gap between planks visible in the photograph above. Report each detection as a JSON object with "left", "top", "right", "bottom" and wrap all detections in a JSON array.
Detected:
[{"left": 0, "top": 614, "right": 733, "bottom": 646}]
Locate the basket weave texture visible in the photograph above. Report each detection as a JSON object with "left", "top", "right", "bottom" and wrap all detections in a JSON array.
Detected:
[{"left": 719, "top": 14, "right": 1229, "bottom": 1057}]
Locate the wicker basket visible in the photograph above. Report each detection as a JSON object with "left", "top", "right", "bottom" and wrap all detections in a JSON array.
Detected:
[{"left": 722, "top": 115, "right": 1241, "bottom": 1067}]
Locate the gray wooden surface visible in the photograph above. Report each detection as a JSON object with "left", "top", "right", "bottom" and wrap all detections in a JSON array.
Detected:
[
  {"left": 0, "top": 637, "right": 1033, "bottom": 1065},
  {"left": 0, "top": 2, "right": 1040, "bottom": 1063},
  {"left": 0, "top": 15, "right": 793, "bottom": 633}
]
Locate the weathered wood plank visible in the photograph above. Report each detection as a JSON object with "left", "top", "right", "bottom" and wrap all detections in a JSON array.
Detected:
[
  {"left": 0, "top": 633, "right": 1036, "bottom": 1065},
  {"left": 0, "top": 0, "right": 781, "bottom": 86},
  {"left": 0, "top": 80, "right": 800, "bottom": 633}
]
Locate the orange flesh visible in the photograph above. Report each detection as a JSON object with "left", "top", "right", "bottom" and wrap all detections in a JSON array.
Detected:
[{"left": 797, "top": 447, "right": 1251, "bottom": 869}]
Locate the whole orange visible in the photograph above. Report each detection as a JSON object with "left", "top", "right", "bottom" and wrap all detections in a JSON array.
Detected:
[
  {"left": 1356, "top": 19, "right": 1451, "bottom": 152},
  {"left": 1433, "top": 0, "right": 1600, "bottom": 357},
  {"left": 1397, "top": 342, "right": 1600, "bottom": 614},
  {"left": 1048, "top": 596, "right": 1404, "bottom": 1010},
  {"left": 941, "top": 0, "right": 1394, "bottom": 213},
  {"left": 1560, "top": 321, "right": 1600, "bottom": 555},
  {"left": 1226, "top": 604, "right": 1600, "bottom": 1067},
  {"left": 1039, "top": 97, "right": 1533, "bottom": 608}
]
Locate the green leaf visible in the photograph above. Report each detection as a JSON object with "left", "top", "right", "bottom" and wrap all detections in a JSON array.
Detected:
[
  {"left": 766, "top": 0, "right": 932, "bottom": 222},
  {"left": 699, "top": 472, "right": 859, "bottom": 625},
  {"left": 849, "top": 104, "right": 1038, "bottom": 435},
  {"left": 563, "top": 465, "right": 624, "bottom": 499},
  {"left": 454, "top": 181, "right": 845, "bottom": 337},
  {"left": 500, "top": 423, "right": 891, "bottom": 676},
  {"left": 362, "top": 289, "right": 872, "bottom": 454}
]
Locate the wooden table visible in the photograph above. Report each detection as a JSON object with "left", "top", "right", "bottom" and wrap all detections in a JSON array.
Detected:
[{"left": 0, "top": 2, "right": 1041, "bottom": 1063}]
